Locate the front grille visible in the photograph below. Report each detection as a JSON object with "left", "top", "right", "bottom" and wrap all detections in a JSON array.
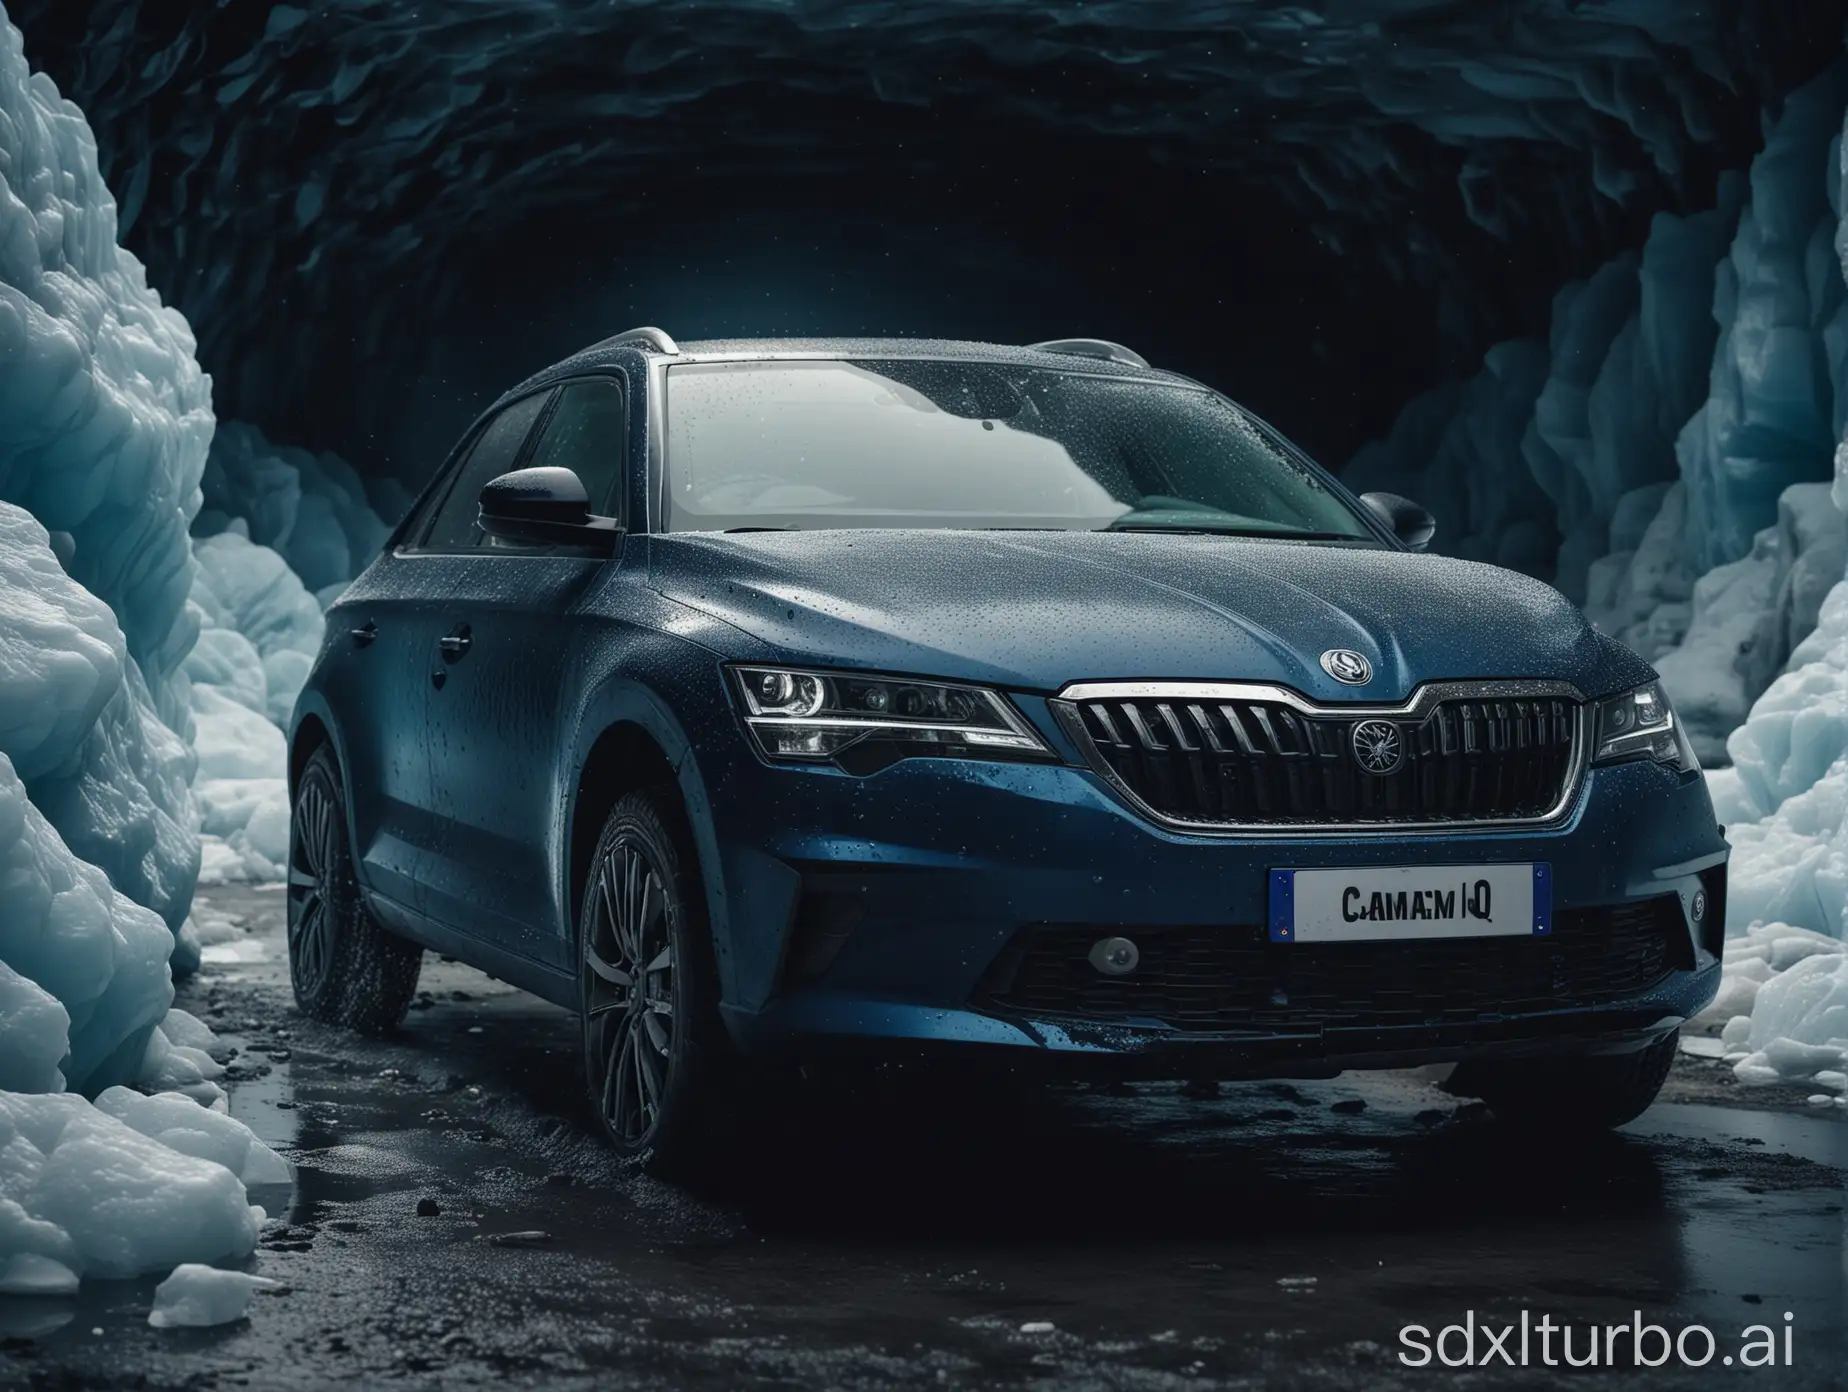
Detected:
[
  {"left": 1063, "top": 691, "right": 1580, "bottom": 827},
  {"left": 977, "top": 898, "right": 1691, "bottom": 1033}
]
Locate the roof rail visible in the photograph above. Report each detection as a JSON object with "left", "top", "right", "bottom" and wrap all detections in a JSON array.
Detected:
[
  {"left": 604, "top": 325, "right": 680, "bottom": 355},
  {"left": 1027, "top": 337, "right": 1150, "bottom": 369}
]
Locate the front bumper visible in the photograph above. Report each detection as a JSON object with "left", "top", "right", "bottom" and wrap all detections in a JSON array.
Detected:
[{"left": 697, "top": 728, "right": 1726, "bottom": 1077}]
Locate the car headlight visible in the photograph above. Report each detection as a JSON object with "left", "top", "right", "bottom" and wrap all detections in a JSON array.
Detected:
[
  {"left": 1591, "top": 680, "right": 1698, "bottom": 773},
  {"left": 730, "top": 665, "right": 1051, "bottom": 769}
]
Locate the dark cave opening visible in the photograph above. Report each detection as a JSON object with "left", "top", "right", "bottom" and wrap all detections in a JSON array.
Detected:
[{"left": 9, "top": 0, "right": 1847, "bottom": 485}]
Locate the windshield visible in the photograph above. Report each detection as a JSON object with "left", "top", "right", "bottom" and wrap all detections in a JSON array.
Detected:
[{"left": 661, "top": 359, "right": 1377, "bottom": 538}]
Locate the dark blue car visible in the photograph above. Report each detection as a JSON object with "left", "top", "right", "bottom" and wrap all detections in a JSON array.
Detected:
[{"left": 288, "top": 329, "right": 1727, "bottom": 1171}]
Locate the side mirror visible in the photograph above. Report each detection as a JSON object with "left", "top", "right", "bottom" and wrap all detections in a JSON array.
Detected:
[
  {"left": 478, "top": 467, "right": 620, "bottom": 553},
  {"left": 1359, "top": 491, "right": 1436, "bottom": 552}
]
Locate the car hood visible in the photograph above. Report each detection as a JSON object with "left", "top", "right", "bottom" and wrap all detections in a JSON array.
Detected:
[{"left": 644, "top": 530, "right": 1651, "bottom": 701}]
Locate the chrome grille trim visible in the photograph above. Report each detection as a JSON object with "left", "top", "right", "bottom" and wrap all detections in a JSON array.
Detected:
[{"left": 1051, "top": 679, "right": 1589, "bottom": 835}]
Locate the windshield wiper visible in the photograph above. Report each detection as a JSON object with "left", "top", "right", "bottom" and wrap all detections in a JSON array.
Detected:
[{"left": 1105, "top": 524, "right": 1366, "bottom": 541}]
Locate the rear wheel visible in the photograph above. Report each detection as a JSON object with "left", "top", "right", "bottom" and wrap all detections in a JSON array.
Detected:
[
  {"left": 288, "top": 745, "right": 422, "bottom": 1032},
  {"left": 580, "top": 789, "right": 729, "bottom": 1174},
  {"left": 1448, "top": 1030, "right": 1679, "bottom": 1130}
]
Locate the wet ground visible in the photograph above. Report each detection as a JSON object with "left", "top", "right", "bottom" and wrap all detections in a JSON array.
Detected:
[{"left": 3, "top": 884, "right": 1844, "bottom": 1390}]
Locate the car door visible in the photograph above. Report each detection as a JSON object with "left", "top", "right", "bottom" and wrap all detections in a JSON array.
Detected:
[
  {"left": 418, "top": 374, "right": 630, "bottom": 969},
  {"left": 318, "top": 545, "right": 439, "bottom": 921},
  {"left": 385, "top": 389, "right": 555, "bottom": 920}
]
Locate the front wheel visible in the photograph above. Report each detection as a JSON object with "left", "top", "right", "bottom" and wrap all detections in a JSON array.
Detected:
[
  {"left": 1448, "top": 1030, "right": 1679, "bottom": 1130},
  {"left": 580, "top": 789, "right": 729, "bottom": 1173}
]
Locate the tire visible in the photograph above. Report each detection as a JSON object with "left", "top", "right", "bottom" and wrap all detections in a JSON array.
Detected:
[
  {"left": 579, "top": 788, "right": 731, "bottom": 1174},
  {"left": 1448, "top": 1030, "right": 1679, "bottom": 1131},
  {"left": 287, "top": 744, "right": 423, "bottom": 1032}
]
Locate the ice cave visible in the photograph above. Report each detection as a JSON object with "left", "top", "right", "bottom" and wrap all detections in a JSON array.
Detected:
[{"left": 0, "top": 0, "right": 1845, "bottom": 1323}]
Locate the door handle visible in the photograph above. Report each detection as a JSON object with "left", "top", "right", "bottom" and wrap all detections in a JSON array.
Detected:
[
  {"left": 438, "top": 624, "right": 472, "bottom": 662},
  {"left": 350, "top": 620, "right": 378, "bottom": 647}
]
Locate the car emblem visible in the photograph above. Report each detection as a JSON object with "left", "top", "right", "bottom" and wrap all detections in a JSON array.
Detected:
[
  {"left": 1351, "top": 719, "right": 1403, "bottom": 775},
  {"left": 1320, "top": 649, "right": 1372, "bottom": 685}
]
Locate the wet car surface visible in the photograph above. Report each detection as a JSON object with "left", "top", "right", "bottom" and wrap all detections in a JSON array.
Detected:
[{"left": 3, "top": 884, "right": 1842, "bottom": 1391}]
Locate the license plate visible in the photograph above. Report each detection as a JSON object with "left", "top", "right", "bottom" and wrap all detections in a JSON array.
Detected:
[{"left": 1268, "top": 863, "right": 1551, "bottom": 943}]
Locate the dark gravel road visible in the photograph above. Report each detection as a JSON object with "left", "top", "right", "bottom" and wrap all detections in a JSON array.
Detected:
[{"left": 2, "top": 884, "right": 1843, "bottom": 1390}]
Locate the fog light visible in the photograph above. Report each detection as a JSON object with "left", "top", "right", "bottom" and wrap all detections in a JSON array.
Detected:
[{"left": 1089, "top": 936, "right": 1139, "bottom": 976}]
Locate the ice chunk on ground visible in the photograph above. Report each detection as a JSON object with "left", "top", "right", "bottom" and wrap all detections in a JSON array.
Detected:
[
  {"left": 0, "top": 1251, "right": 79, "bottom": 1296},
  {"left": 1725, "top": 943, "right": 1847, "bottom": 1091},
  {"left": 0, "top": 1090, "right": 269, "bottom": 1280},
  {"left": 148, "top": 1263, "right": 278, "bottom": 1328},
  {"left": 0, "top": 14, "right": 213, "bottom": 723},
  {"left": 1697, "top": 927, "right": 1847, "bottom": 1096},
  {"left": 155, "top": 1008, "right": 222, "bottom": 1058},
  {"left": 94, "top": 1087, "right": 289, "bottom": 1186},
  {"left": 133, "top": 1028, "right": 224, "bottom": 1108}
]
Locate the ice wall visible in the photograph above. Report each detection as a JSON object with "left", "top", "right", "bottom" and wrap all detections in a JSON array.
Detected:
[
  {"left": 0, "top": 13, "right": 205, "bottom": 938},
  {"left": 1344, "top": 192, "right": 1743, "bottom": 600},
  {"left": 1688, "top": 74, "right": 1848, "bottom": 1108},
  {"left": 1349, "top": 63, "right": 1848, "bottom": 764},
  {"left": 0, "top": 15, "right": 212, "bottom": 726}
]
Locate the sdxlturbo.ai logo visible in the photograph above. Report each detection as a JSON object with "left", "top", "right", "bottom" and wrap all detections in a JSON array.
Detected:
[{"left": 1398, "top": 1311, "right": 1796, "bottom": 1369}]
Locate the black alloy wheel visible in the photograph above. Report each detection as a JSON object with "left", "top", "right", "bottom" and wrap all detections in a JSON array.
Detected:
[
  {"left": 580, "top": 789, "right": 727, "bottom": 1171},
  {"left": 287, "top": 745, "right": 422, "bottom": 1031}
]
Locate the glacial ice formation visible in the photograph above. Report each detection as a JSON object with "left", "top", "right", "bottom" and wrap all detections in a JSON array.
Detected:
[
  {"left": 0, "top": 0, "right": 205, "bottom": 936},
  {"left": 0, "top": 14, "right": 212, "bottom": 726},
  {"left": 1353, "top": 63, "right": 1848, "bottom": 766},
  {"left": 1691, "top": 83, "right": 1848, "bottom": 1104},
  {"left": 0, "top": 12, "right": 292, "bottom": 1296}
]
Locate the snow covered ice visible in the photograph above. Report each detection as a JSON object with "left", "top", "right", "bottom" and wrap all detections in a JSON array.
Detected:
[{"left": 147, "top": 1263, "right": 278, "bottom": 1328}]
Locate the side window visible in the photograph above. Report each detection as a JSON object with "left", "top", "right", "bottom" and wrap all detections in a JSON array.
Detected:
[
  {"left": 523, "top": 378, "right": 628, "bottom": 518},
  {"left": 419, "top": 391, "right": 552, "bottom": 550}
]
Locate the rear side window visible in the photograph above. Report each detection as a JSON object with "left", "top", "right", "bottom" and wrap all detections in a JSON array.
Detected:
[
  {"left": 420, "top": 392, "right": 551, "bottom": 549},
  {"left": 523, "top": 378, "right": 627, "bottom": 518}
]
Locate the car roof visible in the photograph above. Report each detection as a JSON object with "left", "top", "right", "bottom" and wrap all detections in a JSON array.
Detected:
[{"left": 492, "top": 335, "right": 1187, "bottom": 414}]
